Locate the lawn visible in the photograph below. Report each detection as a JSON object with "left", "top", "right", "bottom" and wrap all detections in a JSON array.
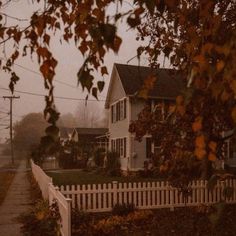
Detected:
[{"left": 46, "top": 169, "right": 163, "bottom": 186}]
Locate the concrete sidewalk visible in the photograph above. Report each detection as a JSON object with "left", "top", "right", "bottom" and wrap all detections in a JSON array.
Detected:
[{"left": 0, "top": 160, "right": 32, "bottom": 236}]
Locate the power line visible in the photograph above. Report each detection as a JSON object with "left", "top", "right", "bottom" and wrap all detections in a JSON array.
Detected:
[
  {"left": 0, "top": 87, "right": 106, "bottom": 102},
  {"left": 0, "top": 58, "right": 107, "bottom": 98},
  {"left": 0, "top": 57, "right": 78, "bottom": 89}
]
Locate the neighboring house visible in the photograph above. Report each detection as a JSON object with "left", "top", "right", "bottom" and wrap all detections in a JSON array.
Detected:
[
  {"left": 71, "top": 128, "right": 109, "bottom": 158},
  {"left": 59, "top": 127, "right": 74, "bottom": 144},
  {"left": 105, "top": 63, "right": 185, "bottom": 172}
]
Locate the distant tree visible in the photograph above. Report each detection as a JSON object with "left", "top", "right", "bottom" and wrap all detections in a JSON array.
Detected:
[
  {"left": 57, "top": 113, "right": 78, "bottom": 128},
  {"left": 13, "top": 113, "right": 47, "bottom": 152},
  {"left": 75, "top": 101, "right": 108, "bottom": 127}
]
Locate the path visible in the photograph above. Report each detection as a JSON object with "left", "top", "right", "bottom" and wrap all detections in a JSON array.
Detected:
[{"left": 0, "top": 160, "right": 32, "bottom": 236}]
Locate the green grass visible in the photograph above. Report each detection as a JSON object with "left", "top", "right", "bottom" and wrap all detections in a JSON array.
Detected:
[{"left": 46, "top": 170, "right": 163, "bottom": 186}]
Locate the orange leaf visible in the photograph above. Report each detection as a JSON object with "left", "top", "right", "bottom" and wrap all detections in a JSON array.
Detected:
[
  {"left": 208, "top": 152, "right": 216, "bottom": 162},
  {"left": 192, "top": 116, "right": 202, "bottom": 132},
  {"left": 176, "top": 95, "right": 184, "bottom": 105},
  {"left": 216, "top": 60, "right": 225, "bottom": 72},
  {"left": 208, "top": 141, "right": 217, "bottom": 152},
  {"left": 176, "top": 105, "right": 185, "bottom": 116},
  {"left": 112, "top": 36, "right": 122, "bottom": 53},
  {"left": 195, "top": 135, "right": 205, "bottom": 149},
  {"left": 194, "top": 148, "right": 206, "bottom": 160}
]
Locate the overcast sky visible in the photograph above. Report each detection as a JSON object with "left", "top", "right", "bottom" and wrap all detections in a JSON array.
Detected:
[{"left": 0, "top": 1, "right": 152, "bottom": 141}]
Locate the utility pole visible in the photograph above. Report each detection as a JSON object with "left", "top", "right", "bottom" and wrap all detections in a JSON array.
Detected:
[{"left": 3, "top": 96, "right": 20, "bottom": 164}]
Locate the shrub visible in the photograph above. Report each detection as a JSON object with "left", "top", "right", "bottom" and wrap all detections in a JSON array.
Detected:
[
  {"left": 18, "top": 199, "right": 61, "bottom": 236},
  {"left": 112, "top": 203, "right": 136, "bottom": 216},
  {"left": 94, "top": 148, "right": 105, "bottom": 167},
  {"left": 93, "top": 210, "right": 154, "bottom": 235},
  {"left": 105, "top": 151, "right": 121, "bottom": 176},
  {"left": 71, "top": 208, "right": 91, "bottom": 230}
]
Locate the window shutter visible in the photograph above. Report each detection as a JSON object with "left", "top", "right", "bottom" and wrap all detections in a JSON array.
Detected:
[
  {"left": 120, "top": 138, "right": 123, "bottom": 156},
  {"left": 111, "top": 105, "right": 113, "bottom": 123},
  {"left": 124, "top": 138, "right": 126, "bottom": 157},
  {"left": 124, "top": 98, "right": 127, "bottom": 119}
]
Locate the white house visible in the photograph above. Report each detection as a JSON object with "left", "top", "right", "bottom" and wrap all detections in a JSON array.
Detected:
[{"left": 105, "top": 63, "right": 185, "bottom": 172}]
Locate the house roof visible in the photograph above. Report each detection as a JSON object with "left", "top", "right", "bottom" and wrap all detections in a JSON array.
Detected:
[
  {"left": 105, "top": 63, "right": 186, "bottom": 108},
  {"left": 115, "top": 63, "right": 185, "bottom": 98},
  {"left": 74, "top": 128, "right": 108, "bottom": 136}
]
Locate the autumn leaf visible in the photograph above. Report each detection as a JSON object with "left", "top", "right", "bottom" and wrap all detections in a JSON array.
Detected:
[
  {"left": 176, "top": 95, "right": 184, "bottom": 105},
  {"left": 176, "top": 105, "right": 185, "bottom": 116},
  {"left": 195, "top": 135, "right": 205, "bottom": 149},
  {"left": 92, "top": 87, "right": 98, "bottom": 99},
  {"left": 194, "top": 147, "right": 206, "bottom": 160},
  {"left": 216, "top": 60, "right": 225, "bottom": 72},
  {"left": 192, "top": 116, "right": 202, "bottom": 132},
  {"left": 208, "top": 141, "right": 217, "bottom": 152},
  {"left": 208, "top": 152, "right": 216, "bottom": 162},
  {"left": 97, "top": 81, "right": 105, "bottom": 92},
  {"left": 101, "top": 66, "right": 108, "bottom": 76}
]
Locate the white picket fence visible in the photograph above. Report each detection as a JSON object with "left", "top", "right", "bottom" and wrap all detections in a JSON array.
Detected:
[
  {"left": 30, "top": 160, "right": 53, "bottom": 199},
  {"left": 60, "top": 179, "right": 236, "bottom": 212},
  {"left": 31, "top": 160, "right": 71, "bottom": 236}
]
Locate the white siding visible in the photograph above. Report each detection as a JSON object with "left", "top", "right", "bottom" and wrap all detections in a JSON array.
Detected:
[{"left": 107, "top": 67, "right": 130, "bottom": 171}]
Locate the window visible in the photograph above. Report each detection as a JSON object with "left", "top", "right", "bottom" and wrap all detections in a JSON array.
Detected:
[
  {"left": 111, "top": 137, "right": 127, "bottom": 157},
  {"left": 111, "top": 98, "right": 127, "bottom": 123}
]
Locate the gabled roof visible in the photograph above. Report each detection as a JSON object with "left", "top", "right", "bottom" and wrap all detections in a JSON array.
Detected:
[
  {"left": 105, "top": 63, "right": 186, "bottom": 108},
  {"left": 74, "top": 128, "right": 108, "bottom": 136},
  {"left": 115, "top": 63, "right": 185, "bottom": 98}
]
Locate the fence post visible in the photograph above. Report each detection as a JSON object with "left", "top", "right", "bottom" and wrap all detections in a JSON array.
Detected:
[
  {"left": 66, "top": 198, "right": 72, "bottom": 236},
  {"left": 113, "top": 181, "right": 118, "bottom": 206},
  {"left": 170, "top": 184, "right": 174, "bottom": 211}
]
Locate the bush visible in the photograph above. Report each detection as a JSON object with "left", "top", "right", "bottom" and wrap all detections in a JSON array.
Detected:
[
  {"left": 71, "top": 208, "right": 91, "bottom": 230},
  {"left": 94, "top": 148, "right": 105, "bottom": 167},
  {"left": 18, "top": 199, "right": 61, "bottom": 236},
  {"left": 105, "top": 151, "right": 121, "bottom": 176},
  {"left": 112, "top": 203, "right": 136, "bottom": 216}
]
